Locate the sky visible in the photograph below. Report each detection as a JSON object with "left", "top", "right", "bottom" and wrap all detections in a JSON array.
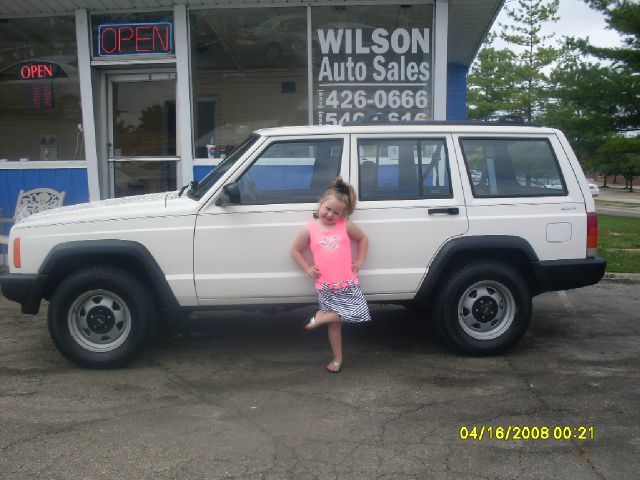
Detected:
[{"left": 493, "top": 0, "right": 625, "bottom": 49}]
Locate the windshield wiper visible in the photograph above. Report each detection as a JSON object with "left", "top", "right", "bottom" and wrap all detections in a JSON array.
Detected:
[
  {"left": 178, "top": 180, "right": 199, "bottom": 197},
  {"left": 187, "top": 180, "right": 199, "bottom": 198},
  {"left": 178, "top": 183, "right": 190, "bottom": 196}
]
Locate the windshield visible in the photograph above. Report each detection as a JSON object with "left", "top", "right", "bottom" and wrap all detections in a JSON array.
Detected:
[{"left": 190, "top": 134, "right": 260, "bottom": 200}]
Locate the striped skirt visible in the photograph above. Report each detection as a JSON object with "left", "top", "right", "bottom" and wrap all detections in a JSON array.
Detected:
[{"left": 317, "top": 281, "right": 371, "bottom": 323}]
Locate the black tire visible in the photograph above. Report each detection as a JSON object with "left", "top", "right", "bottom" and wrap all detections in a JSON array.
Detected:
[
  {"left": 47, "top": 266, "right": 157, "bottom": 368},
  {"left": 434, "top": 261, "right": 532, "bottom": 355}
]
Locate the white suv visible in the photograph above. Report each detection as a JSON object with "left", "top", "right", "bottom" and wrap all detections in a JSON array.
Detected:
[{"left": 0, "top": 123, "right": 606, "bottom": 367}]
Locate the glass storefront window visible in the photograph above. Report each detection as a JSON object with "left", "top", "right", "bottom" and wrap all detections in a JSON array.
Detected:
[
  {"left": 190, "top": 7, "right": 309, "bottom": 159},
  {"left": 113, "top": 161, "right": 177, "bottom": 198},
  {"left": 109, "top": 77, "right": 178, "bottom": 197},
  {"left": 0, "top": 16, "right": 84, "bottom": 161},
  {"left": 111, "top": 79, "right": 176, "bottom": 157},
  {"left": 312, "top": 4, "right": 433, "bottom": 125}
]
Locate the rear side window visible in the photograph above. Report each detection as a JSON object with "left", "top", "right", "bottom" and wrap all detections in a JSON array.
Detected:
[
  {"left": 357, "top": 138, "right": 451, "bottom": 200},
  {"left": 460, "top": 138, "right": 566, "bottom": 198},
  {"left": 235, "top": 139, "right": 343, "bottom": 204}
]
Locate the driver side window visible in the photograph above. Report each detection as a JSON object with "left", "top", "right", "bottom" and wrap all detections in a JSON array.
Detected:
[{"left": 236, "top": 139, "right": 343, "bottom": 204}]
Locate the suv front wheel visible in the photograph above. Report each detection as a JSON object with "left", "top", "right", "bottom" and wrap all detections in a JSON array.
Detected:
[
  {"left": 47, "top": 266, "right": 156, "bottom": 368},
  {"left": 435, "top": 261, "right": 532, "bottom": 355}
]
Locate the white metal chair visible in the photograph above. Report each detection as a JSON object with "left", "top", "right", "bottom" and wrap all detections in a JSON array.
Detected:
[{"left": 1, "top": 188, "right": 66, "bottom": 266}]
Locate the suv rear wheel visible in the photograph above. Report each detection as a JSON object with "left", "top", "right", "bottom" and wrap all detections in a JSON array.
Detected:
[
  {"left": 47, "top": 266, "right": 156, "bottom": 368},
  {"left": 435, "top": 261, "right": 532, "bottom": 355}
]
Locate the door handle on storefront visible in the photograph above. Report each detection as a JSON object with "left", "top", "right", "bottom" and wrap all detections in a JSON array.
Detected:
[{"left": 428, "top": 208, "right": 459, "bottom": 215}]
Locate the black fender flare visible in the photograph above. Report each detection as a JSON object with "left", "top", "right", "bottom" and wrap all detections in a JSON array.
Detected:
[
  {"left": 39, "top": 240, "right": 180, "bottom": 312},
  {"left": 414, "top": 235, "right": 544, "bottom": 303}
]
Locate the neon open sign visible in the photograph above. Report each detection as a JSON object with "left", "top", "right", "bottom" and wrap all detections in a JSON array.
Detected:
[
  {"left": 19, "top": 63, "right": 58, "bottom": 80},
  {"left": 98, "top": 22, "right": 174, "bottom": 56}
]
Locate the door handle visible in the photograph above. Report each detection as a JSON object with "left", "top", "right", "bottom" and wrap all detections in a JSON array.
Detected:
[{"left": 428, "top": 207, "right": 459, "bottom": 215}]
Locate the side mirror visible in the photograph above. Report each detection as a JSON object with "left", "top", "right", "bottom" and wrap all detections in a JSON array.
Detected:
[{"left": 217, "top": 182, "right": 241, "bottom": 205}]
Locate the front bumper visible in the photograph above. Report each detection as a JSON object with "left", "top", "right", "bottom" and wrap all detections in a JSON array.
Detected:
[
  {"left": 0, "top": 272, "right": 47, "bottom": 314},
  {"left": 539, "top": 257, "right": 607, "bottom": 292}
]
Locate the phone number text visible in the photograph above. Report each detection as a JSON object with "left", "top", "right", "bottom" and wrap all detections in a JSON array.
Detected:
[{"left": 319, "top": 88, "right": 429, "bottom": 110}]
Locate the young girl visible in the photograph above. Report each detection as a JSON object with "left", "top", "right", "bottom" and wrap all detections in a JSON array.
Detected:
[{"left": 291, "top": 177, "right": 371, "bottom": 373}]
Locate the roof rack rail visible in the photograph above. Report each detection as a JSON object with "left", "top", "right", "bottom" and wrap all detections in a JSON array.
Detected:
[{"left": 340, "top": 117, "right": 538, "bottom": 127}]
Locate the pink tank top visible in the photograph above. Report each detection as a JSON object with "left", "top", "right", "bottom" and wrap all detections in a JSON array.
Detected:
[{"left": 308, "top": 218, "right": 358, "bottom": 289}]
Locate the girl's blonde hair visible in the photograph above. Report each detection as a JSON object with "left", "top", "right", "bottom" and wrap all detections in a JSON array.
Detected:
[{"left": 315, "top": 177, "right": 357, "bottom": 217}]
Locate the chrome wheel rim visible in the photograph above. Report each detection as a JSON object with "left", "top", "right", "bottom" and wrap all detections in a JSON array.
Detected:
[
  {"left": 457, "top": 280, "right": 515, "bottom": 340},
  {"left": 68, "top": 290, "right": 132, "bottom": 352}
]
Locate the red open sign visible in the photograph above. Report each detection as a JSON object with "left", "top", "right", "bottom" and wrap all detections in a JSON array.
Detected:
[
  {"left": 20, "top": 63, "right": 55, "bottom": 80},
  {"left": 98, "top": 22, "right": 173, "bottom": 56}
]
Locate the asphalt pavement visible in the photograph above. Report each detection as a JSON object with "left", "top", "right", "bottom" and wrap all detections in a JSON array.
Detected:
[
  {"left": 1, "top": 275, "right": 639, "bottom": 480},
  {"left": 594, "top": 184, "right": 640, "bottom": 218}
]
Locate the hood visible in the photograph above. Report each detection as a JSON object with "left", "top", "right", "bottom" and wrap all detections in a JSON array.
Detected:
[{"left": 16, "top": 191, "right": 195, "bottom": 228}]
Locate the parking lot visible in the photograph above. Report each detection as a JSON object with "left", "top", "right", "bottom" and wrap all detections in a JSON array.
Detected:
[
  {"left": 1, "top": 275, "right": 639, "bottom": 480},
  {"left": 594, "top": 185, "right": 640, "bottom": 218}
]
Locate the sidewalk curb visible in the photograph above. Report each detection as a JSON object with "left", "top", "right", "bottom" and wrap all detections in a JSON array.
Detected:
[{"left": 602, "top": 272, "right": 640, "bottom": 284}]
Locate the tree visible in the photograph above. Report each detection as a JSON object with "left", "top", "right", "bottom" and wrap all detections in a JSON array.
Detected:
[
  {"left": 577, "top": 0, "right": 640, "bottom": 132},
  {"left": 498, "top": 0, "right": 561, "bottom": 122},
  {"left": 467, "top": 0, "right": 562, "bottom": 121},
  {"left": 466, "top": 0, "right": 640, "bottom": 188},
  {"left": 585, "top": 0, "right": 640, "bottom": 69},
  {"left": 467, "top": 35, "right": 520, "bottom": 120},
  {"left": 544, "top": 48, "right": 623, "bottom": 162},
  {"left": 548, "top": 0, "right": 640, "bottom": 187},
  {"left": 597, "top": 136, "right": 640, "bottom": 191}
]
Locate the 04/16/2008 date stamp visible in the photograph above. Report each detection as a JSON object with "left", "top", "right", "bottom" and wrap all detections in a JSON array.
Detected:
[{"left": 459, "top": 425, "right": 595, "bottom": 441}]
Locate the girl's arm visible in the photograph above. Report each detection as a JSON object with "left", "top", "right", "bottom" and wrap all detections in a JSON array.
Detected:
[
  {"left": 346, "top": 220, "right": 368, "bottom": 272},
  {"left": 291, "top": 228, "right": 319, "bottom": 278}
]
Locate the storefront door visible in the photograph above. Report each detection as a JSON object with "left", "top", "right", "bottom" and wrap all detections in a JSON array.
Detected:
[{"left": 107, "top": 73, "right": 178, "bottom": 197}]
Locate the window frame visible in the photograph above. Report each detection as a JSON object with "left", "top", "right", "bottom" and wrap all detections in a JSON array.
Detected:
[
  {"left": 458, "top": 136, "right": 568, "bottom": 199},
  {"left": 356, "top": 136, "right": 453, "bottom": 202},
  {"left": 232, "top": 137, "right": 345, "bottom": 206}
]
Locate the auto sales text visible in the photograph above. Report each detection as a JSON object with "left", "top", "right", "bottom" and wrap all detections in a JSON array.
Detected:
[{"left": 317, "top": 28, "right": 430, "bottom": 82}]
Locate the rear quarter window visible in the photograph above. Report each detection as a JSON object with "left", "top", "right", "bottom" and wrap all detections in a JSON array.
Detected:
[{"left": 459, "top": 137, "right": 567, "bottom": 198}]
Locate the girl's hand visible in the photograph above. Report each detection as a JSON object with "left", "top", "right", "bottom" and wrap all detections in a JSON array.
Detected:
[
  {"left": 347, "top": 221, "right": 368, "bottom": 273},
  {"left": 307, "top": 265, "right": 320, "bottom": 278}
]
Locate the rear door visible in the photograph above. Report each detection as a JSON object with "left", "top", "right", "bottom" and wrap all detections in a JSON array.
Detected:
[{"left": 350, "top": 133, "right": 469, "bottom": 299}]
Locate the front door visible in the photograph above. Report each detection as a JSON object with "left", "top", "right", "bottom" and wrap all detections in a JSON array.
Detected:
[
  {"left": 193, "top": 135, "right": 349, "bottom": 305},
  {"left": 107, "top": 73, "right": 178, "bottom": 197}
]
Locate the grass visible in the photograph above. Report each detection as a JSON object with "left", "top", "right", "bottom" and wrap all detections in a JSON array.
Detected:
[{"left": 598, "top": 215, "right": 640, "bottom": 273}]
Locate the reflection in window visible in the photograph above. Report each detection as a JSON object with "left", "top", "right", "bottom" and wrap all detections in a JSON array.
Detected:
[
  {"left": 0, "top": 17, "right": 84, "bottom": 161},
  {"left": 460, "top": 138, "right": 566, "bottom": 198},
  {"left": 191, "top": 134, "right": 260, "bottom": 200},
  {"left": 190, "top": 7, "right": 309, "bottom": 158},
  {"left": 358, "top": 138, "right": 451, "bottom": 200},
  {"left": 236, "top": 139, "right": 343, "bottom": 204},
  {"left": 112, "top": 79, "right": 176, "bottom": 157},
  {"left": 114, "top": 160, "right": 176, "bottom": 197}
]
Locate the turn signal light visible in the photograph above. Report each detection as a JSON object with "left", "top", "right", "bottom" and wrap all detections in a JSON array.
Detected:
[
  {"left": 13, "top": 237, "right": 21, "bottom": 269},
  {"left": 586, "top": 212, "right": 598, "bottom": 258}
]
